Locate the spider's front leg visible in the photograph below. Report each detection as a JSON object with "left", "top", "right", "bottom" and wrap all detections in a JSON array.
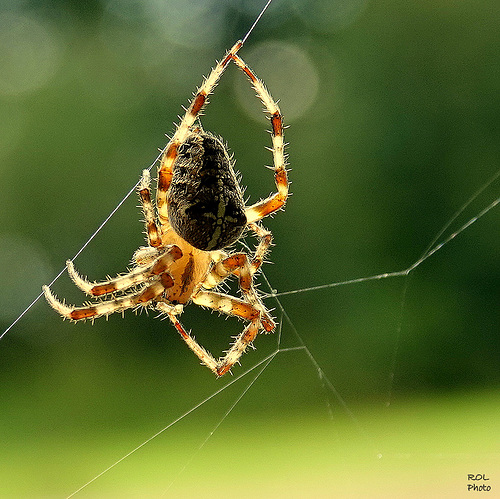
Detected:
[
  {"left": 156, "top": 41, "right": 244, "bottom": 224},
  {"left": 230, "top": 54, "right": 289, "bottom": 223}
]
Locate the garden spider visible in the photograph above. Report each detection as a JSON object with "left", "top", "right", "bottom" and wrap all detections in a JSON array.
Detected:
[{"left": 43, "top": 40, "right": 288, "bottom": 376}]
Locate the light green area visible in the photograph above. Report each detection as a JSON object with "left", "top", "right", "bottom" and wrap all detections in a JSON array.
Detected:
[{"left": 2, "top": 389, "right": 498, "bottom": 498}]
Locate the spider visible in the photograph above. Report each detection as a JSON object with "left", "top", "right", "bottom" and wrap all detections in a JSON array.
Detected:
[{"left": 43, "top": 40, "right": 288, "bottom": 377}]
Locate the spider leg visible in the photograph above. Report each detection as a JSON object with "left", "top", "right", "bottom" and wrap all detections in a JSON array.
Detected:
[
  {"left": 66, "top": 245, "right": 182, "bottom": 297},
  {"left": 229, "top": 54, "right": 289, "bottom": 223},
  {"left": 247, "top": 222, "right": 273, "bottom": 274},
  {"left": 203, "top": 251, "right": 274, "bottom": 331},
  {"left": 192, "top": 290, "right": 268, "bottom": 325},
  {"left": 43, "top": 275, "right": 174, "bottom": 321},
  {"left": 217, "top": 320, "right": 260, "bottom": 376},
  {"left": 138, "top": 169, "right": 162, "bottom": 248},
  {"left": 156, "top": 41, "right": 244, "bottom": 224},
  {"left": 158, "top": 298, "right": 261, "bottom": 377},
  {"left": 156, "top": 302, "right": 219, "bottom": 374}
]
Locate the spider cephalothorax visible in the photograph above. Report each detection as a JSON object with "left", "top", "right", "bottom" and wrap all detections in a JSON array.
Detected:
[
  {"left": 167, "top": 129, "right": 247, "bottom": 251},
  {"left": 43, "top": 40, "right": 288, "bottom": 376}
]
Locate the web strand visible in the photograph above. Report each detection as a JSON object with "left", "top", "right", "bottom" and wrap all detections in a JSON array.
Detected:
[
  {"left": 241, "top": 0, "right": 273, "bottom": 46},
  {"left": 66, "top": 350, "right": 279, "bottom": 498},
  {"left": 0, "top": 149, "right": 162, "bottom": 342}
]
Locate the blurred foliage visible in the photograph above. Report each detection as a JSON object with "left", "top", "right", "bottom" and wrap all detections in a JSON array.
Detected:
[{"left": 0, "top": 0, "right": 499, "bottom": 497}]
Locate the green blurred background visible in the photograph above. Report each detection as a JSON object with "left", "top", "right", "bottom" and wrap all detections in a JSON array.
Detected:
[{"left": 1, "top": 0, "right": 499, "bottom": 497}]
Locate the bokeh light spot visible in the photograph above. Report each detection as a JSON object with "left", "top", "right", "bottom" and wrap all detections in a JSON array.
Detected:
[
  {"left": 234, "top": 41, "right": 319, "bottom": 123},
  {"left": 102, "top": 0, "right": 226, "bottom": 49},
  {"left": 0, "top": 12, "right": 62, "bottom": 96}
]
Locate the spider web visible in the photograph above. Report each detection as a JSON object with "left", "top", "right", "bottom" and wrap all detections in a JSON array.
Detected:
[
  {"left": 1, "top": 1, "right": 499, "bottom": 497},
  {"left": 87, "top": 171, "right": 500, "bottom": 497}
]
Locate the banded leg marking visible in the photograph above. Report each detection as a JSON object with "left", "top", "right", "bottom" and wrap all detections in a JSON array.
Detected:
[
  {"left": 43, "top": 278, "right": 172, "bottom": 321},
  {"left": 193, "top": 290, "right": 261, "bottom": 323},
  {"left": 247, "top": 222, "right": 273, "bottom": 273},
  {"left": 217, "top": 320, "right": 260, "bottom": 376}
]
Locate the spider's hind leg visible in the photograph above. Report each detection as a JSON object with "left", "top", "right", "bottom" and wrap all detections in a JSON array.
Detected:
[
  {"left": 192, "top": 289, "right": 273, "bottom": 376},
  {"left": 159, "top": 297, "right": 262, "bottom": 377},
  {"left": 192, "top": 290, "right": 273, "bottom": 331},
  {"left": 217, "top": 320, "right": 260, "bottom": 376}
]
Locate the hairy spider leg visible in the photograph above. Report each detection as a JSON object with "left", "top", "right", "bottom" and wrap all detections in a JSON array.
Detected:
[
  {"left": 156, "top": 40, "right": 244, "bottom": 224},
  {"left": 202, "top": 252, "right": 274, "bottom": 329},
  {"left": 192, "top": 290, "right": 261, "bottom": 322},
  {"left": 217, "top": 320, "right": 260, "bottom": 376},
  {"left": 66, "top": 245, "right": 182, "bottom": 296},
  {"left": 200, "top": 220, "right": 274, "bottom": 328},
  {"left": 229, "top": 54, "right": 289, "bottom": 223},
  {"left": 43, "top": 276, "right": 174, "bottom": 321},
  {"left": 247, "top": 222, "right": 273, "bottom": 273}
]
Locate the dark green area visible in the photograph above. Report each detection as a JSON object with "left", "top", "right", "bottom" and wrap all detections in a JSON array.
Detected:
[{"left": 0, "top": 0, "right": 498, "bottom": 496}]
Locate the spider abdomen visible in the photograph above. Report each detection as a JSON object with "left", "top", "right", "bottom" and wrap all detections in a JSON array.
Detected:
[{"left": 167, "top": 131, "right": 247, "bottom": 251}]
